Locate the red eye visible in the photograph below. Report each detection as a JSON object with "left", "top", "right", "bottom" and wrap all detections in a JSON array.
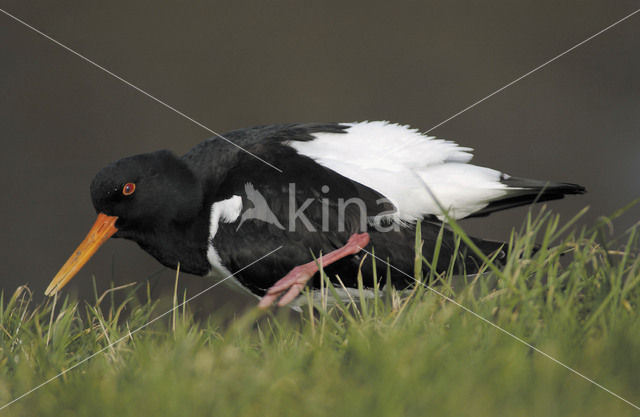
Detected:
[{"left": 122, "top": 183, "right": 136, "bottom": 196}]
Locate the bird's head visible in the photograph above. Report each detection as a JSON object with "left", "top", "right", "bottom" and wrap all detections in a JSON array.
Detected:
[{"left": 45, "top": 150, "right": 203, "bottom": 296}]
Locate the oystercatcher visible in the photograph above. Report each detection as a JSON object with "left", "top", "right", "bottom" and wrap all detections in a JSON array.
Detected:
[{"left": 45, "top": 121, "right": 585, "bottom": 308}]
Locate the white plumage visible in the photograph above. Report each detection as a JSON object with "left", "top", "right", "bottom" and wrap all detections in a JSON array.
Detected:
[
  {"left": 206, "top": 195, "right": 257, "bottom": 295},
  {"left": 289, "top": 121, "right": 517, "bottom": 221}
]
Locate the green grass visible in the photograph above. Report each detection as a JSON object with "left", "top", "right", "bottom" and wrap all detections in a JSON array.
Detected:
[{"left": 0, "top": 205, "right": 639, "bottom": 416}]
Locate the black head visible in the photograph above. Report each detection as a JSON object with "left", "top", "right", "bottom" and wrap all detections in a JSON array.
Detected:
[
  {"left": 90, "top": 150, "right": 204, "bottom": 235},
  {"left": 46, "top": 150, "right": 207, "bottom": 296}
]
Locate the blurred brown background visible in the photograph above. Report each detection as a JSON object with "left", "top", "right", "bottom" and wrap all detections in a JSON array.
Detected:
[{"left": 1, "top": 1, "right": 639, "bottom": 310}]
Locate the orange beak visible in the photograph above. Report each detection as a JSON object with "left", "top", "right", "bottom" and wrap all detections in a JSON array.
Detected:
[{"left": 45, "top": 213, "right": 118, "bottom": 296}]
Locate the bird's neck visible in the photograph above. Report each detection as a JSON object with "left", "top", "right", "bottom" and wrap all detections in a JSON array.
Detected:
[{"left": 129, "top": 210, "right": 212, "bottom": 276}]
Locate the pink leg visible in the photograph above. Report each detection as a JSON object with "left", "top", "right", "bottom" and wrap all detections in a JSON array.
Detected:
[{"left": 258, "top": 233, "right": 370, "bottom": 308}]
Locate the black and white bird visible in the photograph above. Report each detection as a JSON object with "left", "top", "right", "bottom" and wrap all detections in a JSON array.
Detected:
[{"left": 45, "top": 121, "right": 585, "bottom": 308}]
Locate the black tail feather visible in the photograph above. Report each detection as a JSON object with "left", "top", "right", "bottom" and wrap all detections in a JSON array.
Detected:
[{"left": 467, "top": 176, "right": 586, "bottom": 218}]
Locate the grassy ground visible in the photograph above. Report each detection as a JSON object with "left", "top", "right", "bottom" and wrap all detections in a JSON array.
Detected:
[{"left": 0, "top": 206, "right": 639, "bottom": 416}]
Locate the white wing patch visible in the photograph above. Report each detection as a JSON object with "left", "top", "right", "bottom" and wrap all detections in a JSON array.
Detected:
[
  {"left": 206, "top": 195, "right": 257, "bottom": 297},
  {"left": 207, "top": 195, "right": 242, "bottom": 269},
  {"left": 289, "top": 121, "right": 511, "bottom": 221}
]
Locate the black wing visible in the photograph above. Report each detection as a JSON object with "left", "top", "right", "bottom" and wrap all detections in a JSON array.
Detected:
[{"left": 210, "top": 140, "right": 505, "bottom": 296}]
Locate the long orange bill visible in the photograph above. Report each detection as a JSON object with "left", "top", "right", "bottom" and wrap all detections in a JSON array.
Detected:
[{"left": 45, "top": 213, "right": 118, "bottom": 296}]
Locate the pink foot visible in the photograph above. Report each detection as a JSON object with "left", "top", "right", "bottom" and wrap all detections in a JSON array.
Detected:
[{"left": 258, "top": 233, "right": 370, "bottom": 308}]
